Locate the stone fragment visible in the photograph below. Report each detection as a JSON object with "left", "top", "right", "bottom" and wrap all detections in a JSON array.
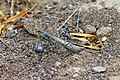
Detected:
[
  {"left": 84, "top": 25, "right": 96, "bottom": 33},
  {"left": 6, "top": 28, "right": 15, "bottom": 38},
  {"left": 0, "top": 64, "right": 3, "bottom": 68},
  {"left": 34, "top": 43, "right": 43, "bottom": 53},
  {"left": 92, "top": 66, "right": 107, "bottom": 72},
  {"left": 101, "top": 37, "right": 107, "bottom": 42},
  {"left": 73, "top": 73, "right": 79, "bottom": 77},
  {"left": 96, "top": 27, "right": 112, "bottom": 36},
  {"left": 55, "top": 61, "right": 61, "bottom": 67}
]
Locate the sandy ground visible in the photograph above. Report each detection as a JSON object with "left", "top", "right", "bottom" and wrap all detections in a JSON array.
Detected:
[{"left": 0, "top": 0, "right": 120, "bottom": 80}]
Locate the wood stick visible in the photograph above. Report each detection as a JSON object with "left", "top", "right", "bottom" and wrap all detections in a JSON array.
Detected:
[
  {"left": 37, "top": 28, "right": 85, "bottom": 52},
  {"left": 57, "top": 6, "right": 79, "bottom": 31},
  {"left": 10, "top": 0, "right": 14, "bottom": 17}
]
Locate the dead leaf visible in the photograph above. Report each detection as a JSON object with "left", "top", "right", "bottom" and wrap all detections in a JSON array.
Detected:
[{"left": 0, "top": 10, "right": 7, "bottom": 20}]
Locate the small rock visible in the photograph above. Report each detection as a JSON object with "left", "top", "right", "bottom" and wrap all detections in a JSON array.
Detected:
[
  {"left": 115, "top": 40, "right": 119, "bottom": 42},
  {"left": 84, "top": 25, "right": 96, "bottom": 33},
  {"left": 0, "top": 64, "right": 3, "bottom": 68},
  {"left": 92, "top": 66, "right": 107, "bottom": 72},
  {"left": 36, "top": 77, "right": 41, "bottom": 80},
  {"left": 96, "top": 27, "right": 112, "bottom": 36},
  {"left": 68, "top": 67, "right": 82, "bottom": 73},
  {"left": 108, "top": 18, "right": 114, "bottom": 25},
  {"left": 50, "top": 70, "right": 55, "bottom": 75},
  {"left": 6, "top": 28, "right": 15, "bottom": 38},
  {"left": 34, "top": 43, "right": 43, "bottom": 53},
  {"left": 69, "top": 4, "right": 74, "bottom": 10},
  {"left": 60, "top": 5, "right": 67, "bottom": 10},
  {"left": 101, "top": 37, "right": 107, "bottom": 42},
  {"left": 55, "top": 61, "right": 61, "bottom": 67},
  {"left": 73, "top": 73, "right": 79, "bottom": 77}
]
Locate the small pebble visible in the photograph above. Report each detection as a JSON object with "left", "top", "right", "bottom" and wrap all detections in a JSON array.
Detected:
[
  {"left": 92, "top": 66, "right": 107, "bottom": 72},
  {"left": 6, "top": 28, "right": 15, "bottom": 38},
  {"left": 36, "top": 77, "right": 41, "bottom": 80},
  {"left": 96, "top": 27, "right": 112, "bottom": 36},
  {"left": 16, "top": 11, "right": 20, "bottom": 14},
  {"left": 115, "top": 40, "right": 119, "bottom": 42},
  {"left": 0, "top": 64, "right": 3, "bottom": 68},
  {"left": 69, "top": 4, "right": 74, "bottom": 10},
  {"left": 34, "top": 43, "right": 43, "bottom": 53},
  {"left": 108, "top": 18, "right": 114, "bottom": 25},
  {"left": 73, "top": 73, "right": 79, "bottom": 77},
  {"left": 84, "top": 25, "right": 96, "bottom": 33},
  {"left": 60, "top": 5, "right": 67, "bottom": 10},
  {"left": 55, "top": 61, "right": 61, "bottom": 67},
  {"left": 101, "top": 37, "right": 107, "bottom": 42}
]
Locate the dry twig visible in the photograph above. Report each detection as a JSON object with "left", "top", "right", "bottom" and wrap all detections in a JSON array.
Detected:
[
  {"left": 10, "top": 0, "right": 14, "bottom": 17},
  {"left": 76, "top": 11, "right": 83, "bottom": 33},
  {"left": 57, "top": 6, "right": 80, "bottom": 31},
  {"left": 36, "top": 28, "right": 84, "bottom": 52}
]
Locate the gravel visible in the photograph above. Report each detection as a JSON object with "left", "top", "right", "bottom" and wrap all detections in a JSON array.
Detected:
[
  {"left": 6, "top": 28, "right": 15, "bottom": 38},
  {"left": 0, "top": 0, "right": 120, "bottom": 80},
  {"left": 84, "top": 25, "right": 96, "bottom": 33},
  {"left": 96, "top": 27, "right": 112, "bottom": 36},
  {"left": 34, "top": 43, "right": 44, "bottom": 53},
  {"left": 0, "top": 64, "right": 3, "bottom": 68},
  {"left": 92, "top": 66, "right": 107, "bottom": 73},
  {"left": 107, "top": 76, "right": 120, "bottom": 80}
]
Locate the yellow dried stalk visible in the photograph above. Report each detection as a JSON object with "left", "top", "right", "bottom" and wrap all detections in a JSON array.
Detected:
[
  {"left": 0, "top": 10, "right": 7, "bottom": 20},
  {"left": 0, "top": 23, "right": 5, "bottom": 31},
  {"left": 0, "top": 3, "right": 37, "bottom": 37},
  {"left": 76, "top": 44, "right": 101, "bottom": 50},
  {"left": 96, "top": 43, "right": 102, "bottom": 47},
  {"left": 4, "top": 9, "right": 29, "bottom": 23},
  {"left": 9, "top": 25, "right": 23, "bottom": 29},
  {"left": 71, "top": 37, "right": 89, "bottom": 42},
  {"left": 70, "top": 33, "right": 96, "bottom": 38}
]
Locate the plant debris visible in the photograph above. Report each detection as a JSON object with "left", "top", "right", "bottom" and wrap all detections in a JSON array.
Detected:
[
  {"left": 0, "top": 0, "right": 120, "bottom": 80},
  {"left": 36, "top": 28, "right": 85, "bottom": 52},
  {"left": 0, "top": 10, "right": 6, "bottom": 20},
  {"left": 0, "top": 2, "right": 37, "bottom": 37}
]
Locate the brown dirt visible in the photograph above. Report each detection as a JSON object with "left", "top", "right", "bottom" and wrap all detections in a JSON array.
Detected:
[{"left": 0, "top": 0, "right": 120, "bottom": 80}]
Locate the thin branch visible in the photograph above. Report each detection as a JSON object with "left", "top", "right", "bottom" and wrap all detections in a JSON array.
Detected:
[
  {"left": 76, "top": 11, "right": 80, "bottom": 28},
  {"left": 76, "top": 11, "right": 83, "bottom": 33},
  {"left": 10, "top": 0, "right": 14, "bottom": 17},
  {"left": 37, "top": 28, "right": 84, "bottom": 52},
  {"left": 57, "top": 6, "right": 80, "bottom": 31}
]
